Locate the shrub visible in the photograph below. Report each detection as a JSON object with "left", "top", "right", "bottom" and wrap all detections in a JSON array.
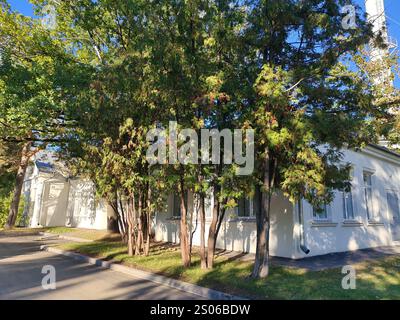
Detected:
[{"left": 0, "top": 191, "right": 25, "bottom": 228}]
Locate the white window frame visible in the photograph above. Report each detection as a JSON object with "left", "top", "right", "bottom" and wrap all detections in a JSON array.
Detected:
[
  {"left": 171, "top": 192, "right": 188, "bottom": 219},
  {"left": 342, "top": 190, "right": 355, "bottom": 221},
  {"left": 236, "top": 188, "right": 261, "bottom": 219},
  {"left": 313, "top": 203, "right": 331, "bottom": 221},
  {"left": 237, "top": 197, "right": 255, "bottom": 218},
  {"left": 387, "top": 191, "right": 400, "bottom": 221},
  {"left": 363, "top": 170, "right": 375, "bottom": 221}
]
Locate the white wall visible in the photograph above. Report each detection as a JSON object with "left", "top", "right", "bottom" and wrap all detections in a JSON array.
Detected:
[
  {"left": 298, "top": 147, "right": 400, "bottom": 258},
  {"left": 154, "top": 191, "right": 295, "bottom": 258},
  {"left": 27, "top": 175, "right": 69, "bottom": 228},
  {"left": 26, "top": 173, "right": 109, "bottom": 230},
  {"left": 66, "top": 180, "right": 108, "bottom": 230},
  {"left": 40, "top": 180, "right": 70, "bottom": 227},
  {"left": 154, "top": 147, "right": 400, "bottom": 259}
]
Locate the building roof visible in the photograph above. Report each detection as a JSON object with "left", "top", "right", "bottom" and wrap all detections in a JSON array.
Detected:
[
  {"left": 368, "top": 144, "right": 400, "bottom": 159},
  {"left": 35, "top": 161, "right": 55, "bottom": 174}
]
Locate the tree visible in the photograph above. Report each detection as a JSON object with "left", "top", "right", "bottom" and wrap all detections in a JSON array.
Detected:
[
  {"left": 0, "top": 2, "right": 74, "bottom": 228},
  {"left": 234, "top": 0, "right": 382, "bottom": 278}
]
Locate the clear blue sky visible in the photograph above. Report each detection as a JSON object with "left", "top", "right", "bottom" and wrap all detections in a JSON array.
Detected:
[{"left": 7, "top": 0, "right": 400, "bottom": 87}]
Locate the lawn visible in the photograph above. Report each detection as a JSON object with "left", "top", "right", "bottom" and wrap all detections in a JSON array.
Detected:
[
  {"left": 42, "top": 227, "right": 118, "bottom": 241},
  {"left": 56, "top": 239, "right": 400, "bottom": 300}
]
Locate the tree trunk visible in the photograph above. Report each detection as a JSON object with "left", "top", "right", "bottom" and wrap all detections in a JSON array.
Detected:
[
  {"left": 144, "top": 186, "right": 151, "bottom": 256},
  {"left": 251, "top": 150, "right": 272, "bottom": 279},
  {"left": 199, "top": 194, "right": 207, "bottom": 269},
  {"left": 136, "top": 191, "right": 144, "bottom": 255},
  {"left": 107, "top": 198, "right": 119, "bottom": 233},
  {"left": 127, "top": 196, "right": 135, "bottom": 256},
  {"left": 5, "top": 142, "right": 32, "bottom": 229},
  {"left": 206, "top": 192, "right": 220, "bottom": 269},
  {"left": 117, "top": 197, "right": 128, "bottom": 243},
  {"left": 179, "top": 179, "right": 191, "bottom": 267}
]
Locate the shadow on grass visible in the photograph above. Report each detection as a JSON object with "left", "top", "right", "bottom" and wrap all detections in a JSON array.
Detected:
[{"left": 58, "top": 240, "right": 400, "bottom": 300}]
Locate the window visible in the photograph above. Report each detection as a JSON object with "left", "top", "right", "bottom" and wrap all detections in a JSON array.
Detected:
[
  {"left": 313, "top": 204, "right": 330, "bottom": 221},
  {"left": 343, "top": 190, "right": 354, "bottom": 220},
  {"left": 172, "top": 192, "right": 188, "bottom": 217},
  {"left": 363, "top": 171, "right": 374, "bottom": 220},
  {"left": 387, "top": 192, "right": 400, "bottom": 220},
  {"left": 237, "top": 187, "right": 261, "bottom": 218}
]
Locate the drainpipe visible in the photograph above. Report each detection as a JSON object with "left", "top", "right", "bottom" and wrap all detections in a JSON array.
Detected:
[{"left": 297, "top": 200, "right": 310, "bottom": 255}]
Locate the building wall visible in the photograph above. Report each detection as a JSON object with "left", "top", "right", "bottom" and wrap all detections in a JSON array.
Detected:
[
  {"left": 298, "top": 147, "right": 400, "bottom": 258},
  {"left": 154, "top": 190, "right": 296, "bottom": 258},
  {"left": 66, "top": 180, "right": 108, "bottom": 230},
  {"left": 40, "top": 180, "right": 70, "bottom": 227},
  {"left": 154, "top": 147, "right": 400, "bottom": 259},
  {"left": 27, "top": 175, "right": 69, "bottom": 228},
  {"left": 25, "top": 172, "right": 109, "bottom": 230}
]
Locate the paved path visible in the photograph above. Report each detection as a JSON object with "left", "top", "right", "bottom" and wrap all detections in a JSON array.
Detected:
[
  {"left": 214, "top": 245, "right": 400, "bottom": 271},
  {"left": 273, "top": 245, "right": 400, "bottom": 271},
  {"left": 0, "top": 234, "right": 201, "bottom": 300}
]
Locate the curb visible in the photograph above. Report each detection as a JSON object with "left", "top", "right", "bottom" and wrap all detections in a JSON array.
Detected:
[
  {"left": 40, "top": 245, "right": 246, "bottom": 300},
  {"left": 39, "top": 232, "right": 94, "bottom": 243}
]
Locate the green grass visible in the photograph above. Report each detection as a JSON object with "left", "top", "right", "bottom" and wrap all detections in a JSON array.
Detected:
[
  {"left": 43, "top": 227, "right": 117, "bottom": 241},
  {"left": 0, "top": 227, "right": 45, "bottom": 234},
  {"left": 43, "top": 227, "right": 75, "bottom": 235},
  {"left": 56, "top": 240, "right": 400, "bottom": 300}
]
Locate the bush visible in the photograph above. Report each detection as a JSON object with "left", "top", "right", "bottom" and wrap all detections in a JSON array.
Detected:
[{"left": 0, "top": 191, "right": 24, "bottom": 228}]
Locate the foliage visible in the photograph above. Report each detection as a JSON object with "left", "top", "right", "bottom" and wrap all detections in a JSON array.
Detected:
[
  {"left": 0, "top": 191, "right": 24, "bottom": 228},
  {"left": 1, "top": 0, "right": 399, "bottom": 276}
]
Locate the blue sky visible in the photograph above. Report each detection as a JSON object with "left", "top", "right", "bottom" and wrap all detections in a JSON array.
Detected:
[{"left": 7, "top": 0, "right": 400, "bottom": 87}]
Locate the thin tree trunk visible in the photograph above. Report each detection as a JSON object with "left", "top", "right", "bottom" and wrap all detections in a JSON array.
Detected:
[
  {"left": 5, "top": 142, "right": 32, "bottom": 229},
  {"left": 207, "top": 189, "right": 220, "bottom": 269},
  {"left": 179, "top": 177, "right": 191, "bottom": 267},
  {"left": 251, "top": 150, "right": 272, "bottom": 279},
  {"left": 117, "top": 197, "right": 128, "bottom": 243},
  {"left": 127, "top": 195, "right": 135, "bottom": 256},
  {"left": 144, "top": 186, "right": 151, "bottom": 256},
  {"left": 136, "top": 191, "right": 144, "bottom": 255},
  {"left": 199, "top": 193, "right": 207, "bottom": 269}
]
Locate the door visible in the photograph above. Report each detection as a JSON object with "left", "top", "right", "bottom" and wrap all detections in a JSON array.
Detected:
[
  {"left": 387, "top": 192, "right": 400, "bottom": 241},
  {"left": 41, "top": 182, "right": 68, "bottom": 227}
]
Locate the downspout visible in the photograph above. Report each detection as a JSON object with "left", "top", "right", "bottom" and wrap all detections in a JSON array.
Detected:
[{"left": 297, "top": 200, "right": 310, "bottom": 255}]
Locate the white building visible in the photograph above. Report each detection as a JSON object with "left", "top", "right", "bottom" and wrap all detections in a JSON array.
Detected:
[
  {"left": 22, "top": 147, "right": 400, "bottom": 259},
  {"left": 22, "top": 152, "right": 113, "bottom": 230},
  {"left": 21, "top": 0, "right": 399, "bottom": 259},
  {"left": 154, "top": 145, "right": 400, "bottom": 259}
]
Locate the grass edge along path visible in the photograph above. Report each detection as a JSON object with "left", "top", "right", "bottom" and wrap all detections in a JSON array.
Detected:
[{"left": 55, "top": 239, "right": 400, "bottom": 300}]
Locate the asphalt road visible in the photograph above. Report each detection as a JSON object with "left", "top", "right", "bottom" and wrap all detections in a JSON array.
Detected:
[{"left": 0, "top": 233, "right": 200, "bottom": 300}]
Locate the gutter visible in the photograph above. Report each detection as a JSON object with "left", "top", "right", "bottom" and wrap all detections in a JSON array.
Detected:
[{"left": 297, "top": 200, "right": 310, "bottom": 255}]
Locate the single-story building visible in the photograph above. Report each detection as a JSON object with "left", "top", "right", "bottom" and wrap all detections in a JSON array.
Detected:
[
  {"left": 154, "top": 144, "right": 400, "bottom": 259},
  {"left": 23, "top": 145, "right": 400, "bottom": 259},
  {"left": 22, "top": 153, "right": 114, "bottom": 230}
]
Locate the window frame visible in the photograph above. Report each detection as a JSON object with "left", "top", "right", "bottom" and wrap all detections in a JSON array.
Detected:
[
  {"left": 363, "top": 170, "right": 375, "bottom": 220},
  {"left": 236, "top": 187, "right": 261, "bottom": 219},
  {"left": 342, "top": 190, "right": 355, "bottom": 221},
  {"left": 172, "top": 192, "right": 188, "bottom": 218},
  {"left": 387, "top": 191, "right": 400, "bottom": 221},
  {"left": 313, "top": 203, "right": 330, "bottom": 221},
  {"left": 237, "top": 197, "right": 253, "bottom": 218}
]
